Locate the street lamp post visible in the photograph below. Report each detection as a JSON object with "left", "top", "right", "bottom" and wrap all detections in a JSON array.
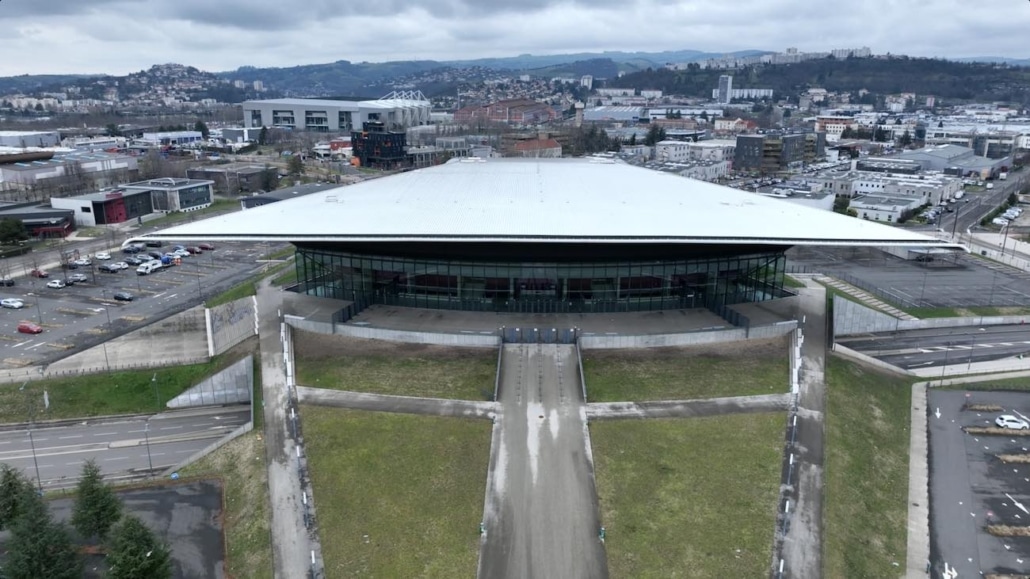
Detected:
[
  {"left": 29, "top": 279, "right": 43, "bottom": 325},
  {"left": 19, "top": 382, "right": 43, "bottom": 493},
  {"left": 152, "top": 373, "right": 160, "bottom": 411},
  {"left": 143, "top": 419, "right": 154, "bottom": 478}
]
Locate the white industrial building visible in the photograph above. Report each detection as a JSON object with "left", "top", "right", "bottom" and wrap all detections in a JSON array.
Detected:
[
  {"left": 0, "top": 130, "right": 61, "bottom": 148},
  {"left": 241, "top": 91, "right": 432, "bottom": 133},
  {"left": 849, "top": 195, "right": 923, "bottom": 224}
]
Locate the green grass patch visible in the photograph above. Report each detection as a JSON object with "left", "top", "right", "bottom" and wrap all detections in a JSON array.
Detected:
[
  {"left": 581, "top": 337, "right": 788, "bottom": 402},
  {"left": 824, "top": 356, "right": 912, "bottom": 577},
  {"left": 205, "top": 279, "right": 257, "bottom": 308},
  {"left": 303, "top": 407, "right": 490, "bottom": 577},
  {"left": 180, "top": 432, "right": 272, "bottom": 579},
  {"left": 143, "top": 199, "right": 238, "bottom": 229},
  {"left": 591, "top": 413, "right": 783, "bottom": 578},
  {"left": 293, "top": 332, "right": 497, "bottom": 400},
  {"left": 271, "top": 265, "right": 299, "bottom": 287},
  {"left": 905, "top": 307, "right": 961, "bottom": 318},
  {"left": 965, "top": 306, "right": 1030, "bottom": 317},
  {"left": 783, "top": 274, "right": 806, "bottom": 289},
  {"left": 0, "top": 355, "right": 244, "bottom": 423}
]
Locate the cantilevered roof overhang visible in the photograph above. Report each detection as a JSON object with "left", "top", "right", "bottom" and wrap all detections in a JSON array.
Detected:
[{"left": 127, "top": 158, "right": 964, "bottom": 250}]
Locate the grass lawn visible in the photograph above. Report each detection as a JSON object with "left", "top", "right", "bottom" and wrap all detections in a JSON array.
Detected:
[
  {"left": 0, "top": 354, "right": 244, "bottom": 423},
  {"left": 783, "top": 274, "right": 806, "bottom": 289},
  {"left": 205, "top": 280, "right": 257, "bottom": 308},
  {"left": 905, "top": 307, "right": 961, "bottom": 318},
  {"left": 824, "top": 356, "right": 913, "bottom": 578},
  {"left": 590, "top": 413, "right": 783, "bottom": 578},
  {"left": 142, "top": 199, "right": 238, "bottom": 229},
  {"left": 302, "top": 407, "right": 490, "bottom": 577},
  {"left": 581, "top": 337, "right": 788, "bottom": 402},
  {"left": 180, "top": 432, "right": 272, "bottom": 579},
  {"left": 293, "top": 332, "right": 497, "bottom": 400}
]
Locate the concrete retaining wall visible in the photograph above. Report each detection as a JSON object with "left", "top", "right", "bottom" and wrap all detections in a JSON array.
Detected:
[
  {"left": 831, "top": 343, "right": 916, "bottom": 377},
  {"left": 834, "top": 295, "right": 1030, "bottom": 336},
  {"left": 167, "top": 355, "right": 253, "bottom": 409},
  {"left": 579, "top": 321, "right": 795, "bottom": 350},
  {"left": 165, "top": 421, "right": 253, "bottom": 474},
  {"left": 206, "top": 296, "right": 258, "bottom": 356},
  {"left": 283, "top": 315, "right": 500, "bottom": 348}
]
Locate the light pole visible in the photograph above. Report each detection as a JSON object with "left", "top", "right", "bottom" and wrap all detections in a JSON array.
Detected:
[
  {"left": 99, "top": 291, "right": 112, "bottom": 371},
  {"left": 19, "top": 382, "right": 43, "bottom": 493},
  {"left": 143, "top": 419, "right": 154, "bottom": 478},
  {"left": 29, "top": 279, "right": 43, "bottom": 325},
  {"left": 152, "top": 372, "right": 160, "bottom": 411}
]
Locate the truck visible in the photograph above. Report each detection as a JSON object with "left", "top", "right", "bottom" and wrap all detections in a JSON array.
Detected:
[
  {"left": 1000, "top": 172, "right": 1008, "bottom": 180},
  {"left": 987, "top": 183, "right": 995, "bottom": 190}
]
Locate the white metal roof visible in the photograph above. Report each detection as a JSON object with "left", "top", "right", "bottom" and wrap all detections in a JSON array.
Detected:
[{"left": 132, "top": 158, "right": 959, "bottom": 248}]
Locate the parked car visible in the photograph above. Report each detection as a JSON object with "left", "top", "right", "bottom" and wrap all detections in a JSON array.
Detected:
[
  {"left": 198, "top": 243, "right": 216, "bottom": 251},
  {"left": 147, "top": 251, "right": 164, "bottom": 260},
  {"left": 61, "top": 262, "right": 79, "bottom": 270},
  {"left": 112, "top": 292, "right": 135, "bottom": 302},
  {"left": 125, "top": 256, "right": 144, "bottom": 266},
  {"left": 172, "top": 249, "right": 190, "bottom": 258},
  {"left": 144, "top": 240, "right": 165, "bottom": 248},
  {"left": 1, "top": 298, "right": 24, "bottom": 309},
  {"left": 30, "top": 269, "right": 49, "bottom": 278},
  {"left": 0, "top": 277, "right": 14, "bottom": 287},
  {"left": 72, "top": 258, "right": 91, "bottom": 266},
  {"left": 996, "top": 415, "right": 1030, "bottom": 430},
  {"left": 17, "top": 321, "right": 43, "bottom": 334},
  {"left": 112, "top": 261, "right": 129, "bottom": 270},
  {"left": 122, "top": 244, "right": 144, "bottom": 254},
  {"left": 95, "top": 252, "right": 111, "bottom": 260},
  {"left": 46, "top": 279, "right": 66, "bottom": 289},
  {"left": 186, "top": 246, "right": 203, "bottom": 255},
  {"left": 67, "top": 273, "right": 89, "bottom": 284}
]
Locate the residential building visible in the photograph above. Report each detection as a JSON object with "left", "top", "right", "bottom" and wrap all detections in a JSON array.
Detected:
[
  {"left": 655, "top": 140, "right": 691, "bottom": 162},
  {"left": 717, "top": 75, "right": 733, "bottom": 104},
  {"left": 351, "top": 121, "right": 409, "bottom": 170},
  {"left": 710, "top": 88, "right": 775, "bottom": 100},
  {"left": 815, "top": 116, "right": 855, "bottom": 142},
  {"left": 733, "top": 133, "right": 808, "bottom": 174}
]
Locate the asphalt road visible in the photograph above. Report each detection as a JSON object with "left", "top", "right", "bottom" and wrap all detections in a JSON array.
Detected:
[
  {"left": 0, "top": 406, "right": 249, "bottom": 488},
  {"left": 0, "top": 239, "right": 282, "bottom": 368},
  {"left": 837, "top": 325, "right": 1030, "bottom": 370},
  {"left": 934, "top": 170, "right": 1029, "bottom": 236},
  {"left": 928, "top": 390, "right": 1030, "bottom": 578}
]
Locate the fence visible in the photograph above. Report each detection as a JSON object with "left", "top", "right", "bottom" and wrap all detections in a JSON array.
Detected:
[
  {"left": 500, "top": 326, "right": 579, "bottom": 344},
  {"left": 772, "top": 327, "right": 804, "bottom": 579}
]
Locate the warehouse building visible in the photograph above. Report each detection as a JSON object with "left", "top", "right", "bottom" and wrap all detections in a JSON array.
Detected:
[{"left": 241, "top": 91, "right": 431, "bottom": 133}]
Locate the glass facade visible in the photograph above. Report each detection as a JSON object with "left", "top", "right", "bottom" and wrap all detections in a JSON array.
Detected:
[{"left": 293, "top": 245, "right": 789, "bottom": 314}]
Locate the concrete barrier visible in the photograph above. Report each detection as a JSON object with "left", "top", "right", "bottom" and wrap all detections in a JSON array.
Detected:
[
  {"left": 575, "top": 340, "right": 588, "bottom": 402},
  {"left": 834, "top": 294, "right": 1030, "bottom": 336},
  {"left": 207, "top": 297, "right": 259, "bottom": 355},
  {"left": 164, "top": 421, "right": 253, "bottom": 474},
  {"left": 283, "top": 315, "right": 499, "bottom": 347},
  {"left": 831, "top": 343, "right": 917, "bottom": 377},
  {"left": 580, "top": 322, "right": 794, "bottom": 350}
]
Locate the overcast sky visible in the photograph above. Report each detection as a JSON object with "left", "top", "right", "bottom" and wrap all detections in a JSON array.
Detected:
[{"left": 1, "top": 0, "right": 1027, "bottom": 76}]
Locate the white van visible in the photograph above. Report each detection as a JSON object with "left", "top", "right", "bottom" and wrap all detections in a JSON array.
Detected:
[{"left": 136, "top": 261, "right": 161, "bottom": 275}]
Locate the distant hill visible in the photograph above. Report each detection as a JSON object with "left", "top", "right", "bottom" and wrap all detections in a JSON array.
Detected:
[
  {"left": 954, "top": 56, "right": 1030, "bottom": 67},
  {"left": 610, "top": 55, "right": 1030, "bottom": 104},
  {"left": 0, "top": 74, "right": 101, "bottom": 95}
]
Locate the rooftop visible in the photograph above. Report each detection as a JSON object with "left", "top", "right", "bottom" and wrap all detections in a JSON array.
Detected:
[{"left": 133, "top": 158, "right": 958, "bottom": 249}]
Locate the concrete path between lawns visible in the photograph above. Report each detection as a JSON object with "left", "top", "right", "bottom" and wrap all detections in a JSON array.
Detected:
[
  {"left": 781, "top": 282, "right": 828, "bottom": 579},
  {"left": 478, "top": 343, "right": 609, "bottom": 579},
  {"left": 297, "top": 386, "right": 499, "bottom": 419},
  {"left": 585, "top": 393, "right": 791, "bottom": 420},
  {"left": 256, "top": 281, "right": 322, "bottom": 579}
]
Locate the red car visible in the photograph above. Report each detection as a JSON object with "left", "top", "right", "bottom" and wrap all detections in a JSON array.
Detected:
[
  {"left": 17, "top": 321, "right": 43, "bottom": 334},
  {"left": 198, "top": 243, "right": 216, "bottom": 251},
  {"left": 29, "top": 269, "right": 49, "bottom": 278}
]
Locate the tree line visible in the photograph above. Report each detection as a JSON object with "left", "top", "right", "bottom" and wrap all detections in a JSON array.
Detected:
[{"left": 0, "top": 461, "right": 172, "bottom": 578}]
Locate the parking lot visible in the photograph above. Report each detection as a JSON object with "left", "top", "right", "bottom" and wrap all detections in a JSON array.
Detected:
[
  {"left": 928, "top": 390, "right": 1030, "bottom": 577},
  {"left": 0, "top": 240, "right": 284, "bottom": 369},
  {"left": 788, "top": 245, "right": 1030, "bottom": 308}
]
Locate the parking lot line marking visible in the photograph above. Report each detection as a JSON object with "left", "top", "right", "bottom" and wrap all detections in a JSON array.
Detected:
[
  {"left": 103, "top": 456, "right": 127, "bottom": 461},
  {"left": 159, "top": 426, "right": 182, "bottom": 430},
  {"left": 25, "top": 342, "right": 47, "bottom": 350},
  {"left": 166, "top": 294, "right": 178, "bottom": 299},
  {"left": 152, "top": 292, "right": 166, "bottom": 299},
  {"left": 10, "top": 341, "right": 31, "bottom": 349},
  {"left": 93, "top": 432, "right": 119, "bottom": 436},
  {"left": 59, "top": 435, "right": 83, "bottom": 439}
]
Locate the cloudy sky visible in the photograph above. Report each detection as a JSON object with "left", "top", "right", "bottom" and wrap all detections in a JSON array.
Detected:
[{"left": 1, "top": 0, "right": 1027, "bottom": 76}]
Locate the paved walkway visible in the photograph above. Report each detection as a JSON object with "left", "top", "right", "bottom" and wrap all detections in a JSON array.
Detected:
[
  {"left": 297, "top": 387, "right": 498, "bottom": 418},
  {"left": 781, "top": 283, "right": 828, "bottom": 579},
  {"left": 585, "top": 393, "right": 791, "bottom": 420},
  {"left": 256, "top": 281, "right": 321, "bottom": 578},
  {"left": 478, "top": 344, "right": 608, "bottom": 579},
  {"left": 905, "top": 383, "right": 930, "bottom": 578},
  {"left": 814, "top": 275, "right": 919, "bottom": 321}
]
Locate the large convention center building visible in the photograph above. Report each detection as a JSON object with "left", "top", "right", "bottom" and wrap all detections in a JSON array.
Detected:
[{"left": 132, "top": 158, "right": 954, "bottom": 314}]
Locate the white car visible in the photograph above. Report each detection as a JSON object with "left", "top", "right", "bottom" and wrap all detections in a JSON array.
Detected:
[
  {"left": 95, "top": 252, "right": 112, "bottom": 260},
  {"left": 72, "top": 258, "right": 92, "bottom": 266},
  {"left": 46, "top": 279, "right": 66, "bottom": 289},
  {"left": 995, "top": 415, "right": 1030, "bottom": 430},
  {"left": 0, "top": 298, "right": 24, "bottom": 309},
  {"left": 112, "top": 261, "right": 129, "bottom": 270}
]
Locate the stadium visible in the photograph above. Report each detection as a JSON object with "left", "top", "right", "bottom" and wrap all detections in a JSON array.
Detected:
[{"left": 131, "top": 157, "right": 956, "bottom": 315}]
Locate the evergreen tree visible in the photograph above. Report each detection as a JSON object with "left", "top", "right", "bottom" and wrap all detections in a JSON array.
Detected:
[
  {"left": 106, "top": 515, "right": 173, "bottom": 579},
  {"left": 71, "top": 459, "right": 122, "bottom": 542},
  {"left": 258, "top": 126, "right": 268, "bottom": 145},
  {"left": 899, "top": 130, "right": 913, "bottom": 147},
  {"left": 286, "top": 154, "right": 304, "bottom": 175},
  {"left": 0, "top": 464, "right": 35, "bottom": 530},
  {"left": 4, "top": 488, "right": 82, "bottom": 579},
  {"left": 194, "top": 120, "right": 210, "bottom": 139},
  {"left": 628, "top": 133, "right": 637, "bottom": 146}
]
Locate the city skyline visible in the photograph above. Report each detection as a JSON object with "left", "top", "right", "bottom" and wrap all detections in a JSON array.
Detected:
[{"left": 0, "top": 0, "right": 1028, "bottom": 77}]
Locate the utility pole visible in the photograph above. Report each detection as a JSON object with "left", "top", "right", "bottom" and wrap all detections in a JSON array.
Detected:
[{"left": 19, "top": 382, "right": 43, "bottom": 493}]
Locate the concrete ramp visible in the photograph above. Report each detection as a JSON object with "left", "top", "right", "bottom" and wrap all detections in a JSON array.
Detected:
[{"left": 478, "top": 344, "right": 608, "bottom": 579}]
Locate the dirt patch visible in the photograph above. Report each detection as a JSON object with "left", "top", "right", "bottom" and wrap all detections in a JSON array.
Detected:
[
  {"left": 964, "top": 426, "right": 1030, "bottom": 436},
  {"left": 967, "top": 404, "right": 1004, "bottom": 412},
  {"left": 580, "top": 336, "right": 787, "bottom": 361},
  {"left": 987, "top": 525, "right": 1030, "bottom": 537},
  {"left": 294, "top": 330, "right": 493, "bottom": 361},
  {"left": 997, "top": 454, "right": 1030, "bottom": 464}
]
